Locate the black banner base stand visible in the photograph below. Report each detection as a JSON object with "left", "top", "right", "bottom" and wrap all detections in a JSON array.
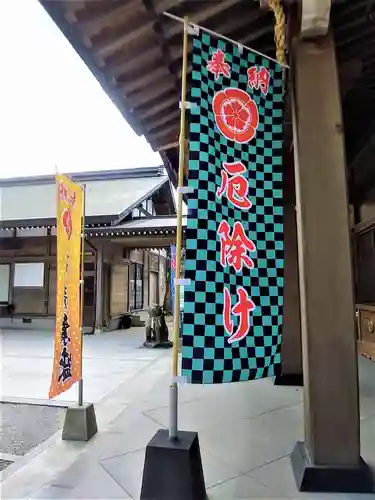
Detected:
[
  {"left": 291, "top": 441, "right": 374, "bottom": 493},
  {"left": 62, "top": 403, "right": 98, "bottom": 441},
  {"left": 140, "top": 429, "right": 206, "bottom": 500}
]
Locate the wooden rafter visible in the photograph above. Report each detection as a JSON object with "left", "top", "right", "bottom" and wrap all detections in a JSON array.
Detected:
[
  {"left": 163, "top": 0, "right": 245, "bottom": 39},
  {"left": 138, "top": 96, "right": 177, "bottom": 121},
  {"left": 63, "top": 0, "right": 88, "bottom": 22},
  {"left": 78, "top": 0, "right": 142, "bottom": 36},
  {"left": 95, "top": 21, "right": 154, "bottom": 57},
  {"left": 129, "top": 77, "right": 176, "bottom": 108},
  {"left": 157, "top": 140, "right": 179, "bottom": 152},
  {"left": 36, "top": 0, "right": 375, "bottom": 201},
  {"left": 119, "top": 66, "right": 170, "bottom": 95},
  {"left": 148, "top": 122, "right": 179, "bottom": 143},
  {"left": 144, "top": 109, "right": 181, "bottom": 133},
  {"left": 110, "top": 45, "right": 162, "bottom": 77}
]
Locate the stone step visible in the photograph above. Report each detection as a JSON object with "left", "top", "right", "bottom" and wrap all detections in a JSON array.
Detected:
[{"left": 130, "top": 315, "right": 145, "bottom": 327}]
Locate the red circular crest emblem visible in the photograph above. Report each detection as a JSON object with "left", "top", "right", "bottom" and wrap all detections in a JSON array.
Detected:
[
  {"left": 62, "top": 209, "right": 72, "bottom": 240},
  {"left": 212, "top": 88, "right": 259, "bottom": 143}
]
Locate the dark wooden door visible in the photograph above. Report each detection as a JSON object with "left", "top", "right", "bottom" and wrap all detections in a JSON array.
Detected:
[{"left": 83, "top": 271, "right": 95, "bottom": 332}]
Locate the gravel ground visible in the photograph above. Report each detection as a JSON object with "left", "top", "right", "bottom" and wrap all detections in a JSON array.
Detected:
[{"left": 0, "top": 403, "right": 66, "bottom": 456}]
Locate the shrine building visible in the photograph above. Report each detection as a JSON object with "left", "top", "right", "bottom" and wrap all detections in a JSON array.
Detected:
[{"left": 0, "top": 166, "right": 183, "bottom": 333}]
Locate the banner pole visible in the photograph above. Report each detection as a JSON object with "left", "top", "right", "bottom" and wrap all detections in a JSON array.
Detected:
[
  {"left": 169, "top": 16, "right": 189, "bottom": 440},
  {"left": 78, "top": 183, "right": 86, "bottom": 407},
  {"left": 162, "top": 11, "right": 289, "bottom": 69}
]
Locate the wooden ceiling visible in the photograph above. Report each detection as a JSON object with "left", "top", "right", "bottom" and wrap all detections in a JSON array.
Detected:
[
  {"left": 38, "top": 0, "right": 278, "bottom": 185},
  {"left": 38, "top": 0, "right": 375, "bottom": 204},
  {"left": 332, "top": 0, "right": 375, "bottom": 204}
]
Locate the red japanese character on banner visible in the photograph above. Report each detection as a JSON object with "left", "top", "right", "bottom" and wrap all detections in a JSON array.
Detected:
[
  {"left": 207, "top": 49, "right": 231, "bottom": 80},
  {"left": 59, "top": 181, "right": 76, "bottom": 206},
  {"left": 217, "top": 220, "right": 256, "bottom": 272},
  {"left": 216, "top": 161, "right": 252, "bottom": 210},
  {"left": 223, "top": 286, "right": 256, "bottom": 343},
  {"left": 247, "top": 66, "right": 270, "bottom": 96}
]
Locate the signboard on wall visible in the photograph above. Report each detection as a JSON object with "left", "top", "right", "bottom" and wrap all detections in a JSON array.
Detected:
[
  {"left": 181, "top": 32, "right": 284, "bottom": 384},
  {"left": 150, "top": 253, "right": 159, "bottom": 272},
  {"left": 130, "top": 249, "right": 144, "bottom": 264}
]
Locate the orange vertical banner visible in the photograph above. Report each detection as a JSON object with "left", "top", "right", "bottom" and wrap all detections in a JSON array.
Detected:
[{"left": 49, "top": 175, "right": 83, "bottom": 399}]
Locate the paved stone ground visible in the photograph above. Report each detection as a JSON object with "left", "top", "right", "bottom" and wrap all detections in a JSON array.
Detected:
[
  {"left": 0, "top": 328, "right": 167, "bottom": 470},
  {"left": 0, "top": 327, "right": 168, "bottom": 404},
  {"left": 0, "top": 403, "right": 65, "bottom": 456},
  {"left": 1, "top": 353, "right": 374, "bottom": 500},
  {"left": 0, "top": 326, "right": 171, "bottom": 476}
]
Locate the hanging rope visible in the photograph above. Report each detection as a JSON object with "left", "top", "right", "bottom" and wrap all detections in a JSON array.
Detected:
[{"left": 268, "top": 0, "right": 286, "bottom": 66}]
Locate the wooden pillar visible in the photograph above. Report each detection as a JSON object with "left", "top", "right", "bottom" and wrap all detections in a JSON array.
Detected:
[
  {"left": 143, "top": 251, "right": 149, "bottom": 309},
  {"left": 94, "top": 247, "right": 103, "bottom": 333},
  {"left": 275, "top": 156, "right": 303, "bottom": 386},
  {"left": 43, "top": 229, "right": 52, "bottom": 315},
  {"left": 276, "top": 203, "right": 303, "bottom": 384},
  {"left": 290, "top": 33, "right": 373, "bottom": 492}
]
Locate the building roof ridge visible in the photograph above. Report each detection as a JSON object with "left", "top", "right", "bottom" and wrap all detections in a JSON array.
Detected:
[{"left": 0, "top": 166, "right": 165, "bottom": 187}]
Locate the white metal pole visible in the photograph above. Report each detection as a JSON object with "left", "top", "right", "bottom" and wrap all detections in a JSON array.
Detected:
[{"left": 78, "top": 184, "right": 86, "bottom": 407}]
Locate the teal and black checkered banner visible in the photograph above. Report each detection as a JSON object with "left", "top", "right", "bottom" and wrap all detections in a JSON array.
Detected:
[{"left": 181, "top": 31, "right": 284, "bottom": 384}]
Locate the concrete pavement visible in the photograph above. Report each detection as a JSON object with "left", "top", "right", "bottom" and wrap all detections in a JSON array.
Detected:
[
  {"left": 0, "top": 326, "right": 171, "bottom": 476},
  {"left": 1, "top": 344, "right": 374, "bottom": 499},
  {"left": 0, "top": 327, "right": 166, "bottom": 404}
]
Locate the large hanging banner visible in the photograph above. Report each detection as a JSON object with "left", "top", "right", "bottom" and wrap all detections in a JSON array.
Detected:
[
  {"left": 49, "top": 175, "right": 83, "bottom": 398},
  {"left": 182, "top": 31, "right": 284, "bottom": 384}
]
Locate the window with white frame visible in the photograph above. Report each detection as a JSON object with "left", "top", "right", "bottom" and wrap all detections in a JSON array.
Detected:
[
  {"left": 147, "top": 199, "right": 155, "bottom": 215},
  {"left": 14, "top": 263, "right": 45, "bottom": 288},
  {"left": 131, "top": 199, "right": 155, "bottom": 218},
  {"left": 140, "top": 200, "right": 147, "bottom": 217},
  {"left": 0, "top": 264, "right": 10, "bottom": 302}
]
